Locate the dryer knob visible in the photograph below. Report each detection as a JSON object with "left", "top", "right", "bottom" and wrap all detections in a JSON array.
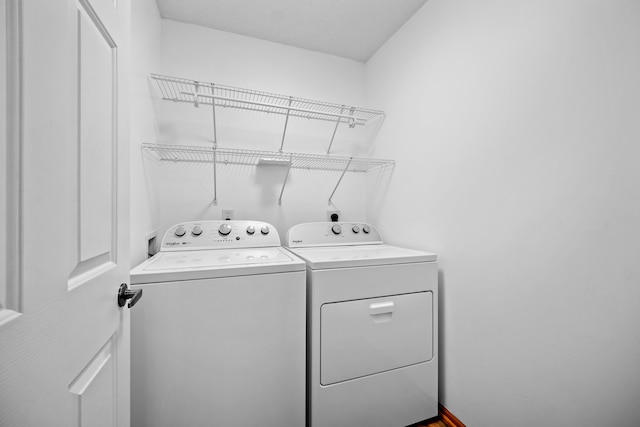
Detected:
[
  {"left": 332, "top": 224, "right": 342, "bottom": 235},
  {"left": 352, "top": 225, "right": 360, "bottom": 233},
  {"left": 218, "top": 223, "right": 232, "bottom": 236},
  {"left": 362, "top": 225, "right": 371, "bottom": 234},
  {"left": 191, "top": 225, "right": 203, "bottom": 236},
  {"left": 246, "top": 225, "right": 256, "bottom": 235},
  {"left": 175, "top": 226, "right": 186, "bottom": 237},
  {"left": 261, "top": 226, "right": 270, "bottom": 235}
]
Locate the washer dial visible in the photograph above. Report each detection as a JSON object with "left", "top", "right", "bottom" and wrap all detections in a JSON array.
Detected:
[
  {"left": 174, "top": 226, "right": 186, "bottom": 237},
  {"left": 218, "top": 223, "right": 232, "bottom": 236},
  {"left": 332, "top": 224, "right": 342, "bottom": 235}
]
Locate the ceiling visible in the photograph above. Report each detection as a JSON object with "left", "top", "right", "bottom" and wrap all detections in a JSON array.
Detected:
[{"left": 154, "top": 0, "right": 428, "bottom": 62}]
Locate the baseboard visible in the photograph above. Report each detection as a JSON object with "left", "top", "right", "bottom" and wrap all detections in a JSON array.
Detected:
[{"left": 439, "top": 404, "right": 466, "bottom": 427}]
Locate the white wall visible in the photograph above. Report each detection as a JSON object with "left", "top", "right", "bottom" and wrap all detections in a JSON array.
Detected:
[
  {"left": 366, "top": 1, "right": 640, "bottom": 426},
  {"left": 129, "top": 0, "right": 161, "bottom": 266},
  {"left": 139, "top": 20, "right": 375, "bottom": 242}
]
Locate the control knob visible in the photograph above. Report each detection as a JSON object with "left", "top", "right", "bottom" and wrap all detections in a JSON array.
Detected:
[
  {"left": 261, "top": 226, "right": 270, "bottom": 235},
  {"left": 331, "top": 224, "right": 342, "bottom": 235},
  {"left": 174, "top": 226, "right": 186, "bottom": 237},
  {"left": 352, "top": 225, "right": 360, "bottom": 233},
  {"left": 362, "top": 225, "right": 371, "bottom": 234},
  {"left": 218, "top": 223, "right": 232, "bottom": 236},
  {"left": 191, "top": 225, "right": 203, "bottom": 236},
  {"left": 246, "top": 225, "right": 255, "bottom": 235}
]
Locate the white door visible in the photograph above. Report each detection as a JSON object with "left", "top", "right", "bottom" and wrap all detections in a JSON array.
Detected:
[{"left": 0, "top": 0, "right": 131, "bottom": 426}]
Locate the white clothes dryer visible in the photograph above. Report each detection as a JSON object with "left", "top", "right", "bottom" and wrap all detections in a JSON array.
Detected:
[
  {"left": 130, "top": 220, "right": 305, "bottom": 427},
  {"left": 285, "top": 222, "right": 438, "bottom": 427}
]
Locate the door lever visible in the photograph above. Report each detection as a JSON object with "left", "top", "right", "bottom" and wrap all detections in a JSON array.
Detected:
[{"left": 118, "top": 283, "right": 143, "bottom": 308}]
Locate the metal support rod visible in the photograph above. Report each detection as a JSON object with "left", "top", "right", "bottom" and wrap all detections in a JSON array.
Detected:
[
  {"left": 211, "top": 84, "right": 218, "bottom": 205},
  {"left": 193, "top": 82, "right": 200, "bottom": 108},
  {"left": 326, "top": 106, "right": 345, "bottom": 154},
  {"left": 211, "top": 85, "right": 218, "bottom": 148},
  {"left": 328, "top": 157, "right": 353, "bottom": 205},
  {"left": 212, "top": 148, "right": 218, "bottom": 205},
  {"left": 182, "top": 91, "right": 367, "bottom": 124},
  {"left": 278, "top": 154, "right": 294, "bottom": 205},
  {"left": 279, "top": 97, "right": 293, "bottom": 152}
]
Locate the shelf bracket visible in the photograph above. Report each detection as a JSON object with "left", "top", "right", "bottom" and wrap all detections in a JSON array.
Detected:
[
  {"left": 212, "top": 147, "right": 218, "bottom": 205},
  {"left": 328, "top": 157, "right": 352, "bottom": 205},
  {"left": 348, "top": 106, "right": 356, "bottom": 128},
  {"left": 277, "top": 154, "right": 294, "bottom": 205},
  {"left": 279, "top": 97, "right": 293, "bottom": 152},
  {"left": 326, "top": 106, "right": 345, "bottom": 154}
]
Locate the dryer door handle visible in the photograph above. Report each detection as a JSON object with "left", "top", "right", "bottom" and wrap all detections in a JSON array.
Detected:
[{"left": 369, "top": 301, "right": 395, "bottom": 315}]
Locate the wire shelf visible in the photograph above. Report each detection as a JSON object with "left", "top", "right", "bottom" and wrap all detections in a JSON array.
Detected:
[
  {"left": 142, "top": 143, "right": 394, "bottom": 173},
  {"left": 150, "top": 74, "right": 385, "bottom": 127}
]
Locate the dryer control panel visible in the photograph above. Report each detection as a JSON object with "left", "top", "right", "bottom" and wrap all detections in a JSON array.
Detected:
[
  {"left": 285, "top": 222, "right": 383, "bottom": 248},
  {"left": 161, "top": 220, "right": 280, "bottom": 251}
]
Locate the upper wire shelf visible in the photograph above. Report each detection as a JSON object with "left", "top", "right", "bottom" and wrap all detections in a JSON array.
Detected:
[{"left": 150, "top": 73, "right": 385, "bottom": 128}]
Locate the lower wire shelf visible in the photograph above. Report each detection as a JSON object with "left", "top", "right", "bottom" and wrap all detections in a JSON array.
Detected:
[
  {"left": 142, "top": 143, "right": 393, "bottom": 172},
  {"left": 142, "top": 143, "right": 394, "bottom": 205}
]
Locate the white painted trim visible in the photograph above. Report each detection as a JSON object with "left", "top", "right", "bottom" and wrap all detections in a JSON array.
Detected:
[
  {"left": 1, "top": 0, "right": 7, "bottom": 310},
  {"left": 3, "top": 0, "right": 22, "bottom": 313},
  {"left": 0, "top": 308, "right": 20, "bottom": 326}
]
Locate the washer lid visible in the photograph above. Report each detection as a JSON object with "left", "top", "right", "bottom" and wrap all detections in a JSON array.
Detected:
[
  {"left": 130, "top": 247, "right": 305, "bottom": 284},
  {"left": 287, "top": 244, "right": 436, "bottom": 269}
]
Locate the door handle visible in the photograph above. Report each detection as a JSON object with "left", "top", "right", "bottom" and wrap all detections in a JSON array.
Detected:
[
  {"left": 118, "top": 283, "right": 143, "bottom": 308},
  {"left": 369, "top": 301, "right": 394, "bottom": 324},
  {"left": 369, "top": 301, "right": 394, "bottom": 315}
]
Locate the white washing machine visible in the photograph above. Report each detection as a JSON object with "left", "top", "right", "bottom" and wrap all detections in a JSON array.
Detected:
[
  {"left": 285, "top": 222, "right": 438, "bottom": 427},
  {"left": 130, "top": 220, "right": 306, "bottom": 427}
]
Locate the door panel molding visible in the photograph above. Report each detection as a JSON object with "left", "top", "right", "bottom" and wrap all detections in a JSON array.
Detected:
[
  {"left": 69, "top": 335, "right": 117, "bottom": 427},
  {"left": 68, "top": 255, "right": 115, "bottom": 291},
  {"left": 68, "top": 0, "right": 119, "bottom": 292}
]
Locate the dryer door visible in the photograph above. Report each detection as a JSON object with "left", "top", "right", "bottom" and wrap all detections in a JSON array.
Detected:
[{"left": 320, "top": 291, "right": 433, "bottom": 385}]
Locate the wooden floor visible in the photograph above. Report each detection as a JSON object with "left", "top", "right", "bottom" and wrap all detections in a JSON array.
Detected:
[
  {"left": 412, "top": 405, "right": 465, "bottom": 427},
  {"left": 411, "top": 418, "right": 447, "bottom": 427}
]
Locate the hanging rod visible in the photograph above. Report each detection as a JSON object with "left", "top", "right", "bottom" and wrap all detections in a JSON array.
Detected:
[{"left": 150, "top": 74, "right": 385, "bottom": 126}]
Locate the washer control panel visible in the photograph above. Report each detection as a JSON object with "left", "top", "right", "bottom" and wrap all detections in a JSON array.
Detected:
[
  {"left": 285, "top": 222, "right": 383, "bottom": 248},
  {"left": 161, "top": 220, "right": 280, "bottom": 251}
]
